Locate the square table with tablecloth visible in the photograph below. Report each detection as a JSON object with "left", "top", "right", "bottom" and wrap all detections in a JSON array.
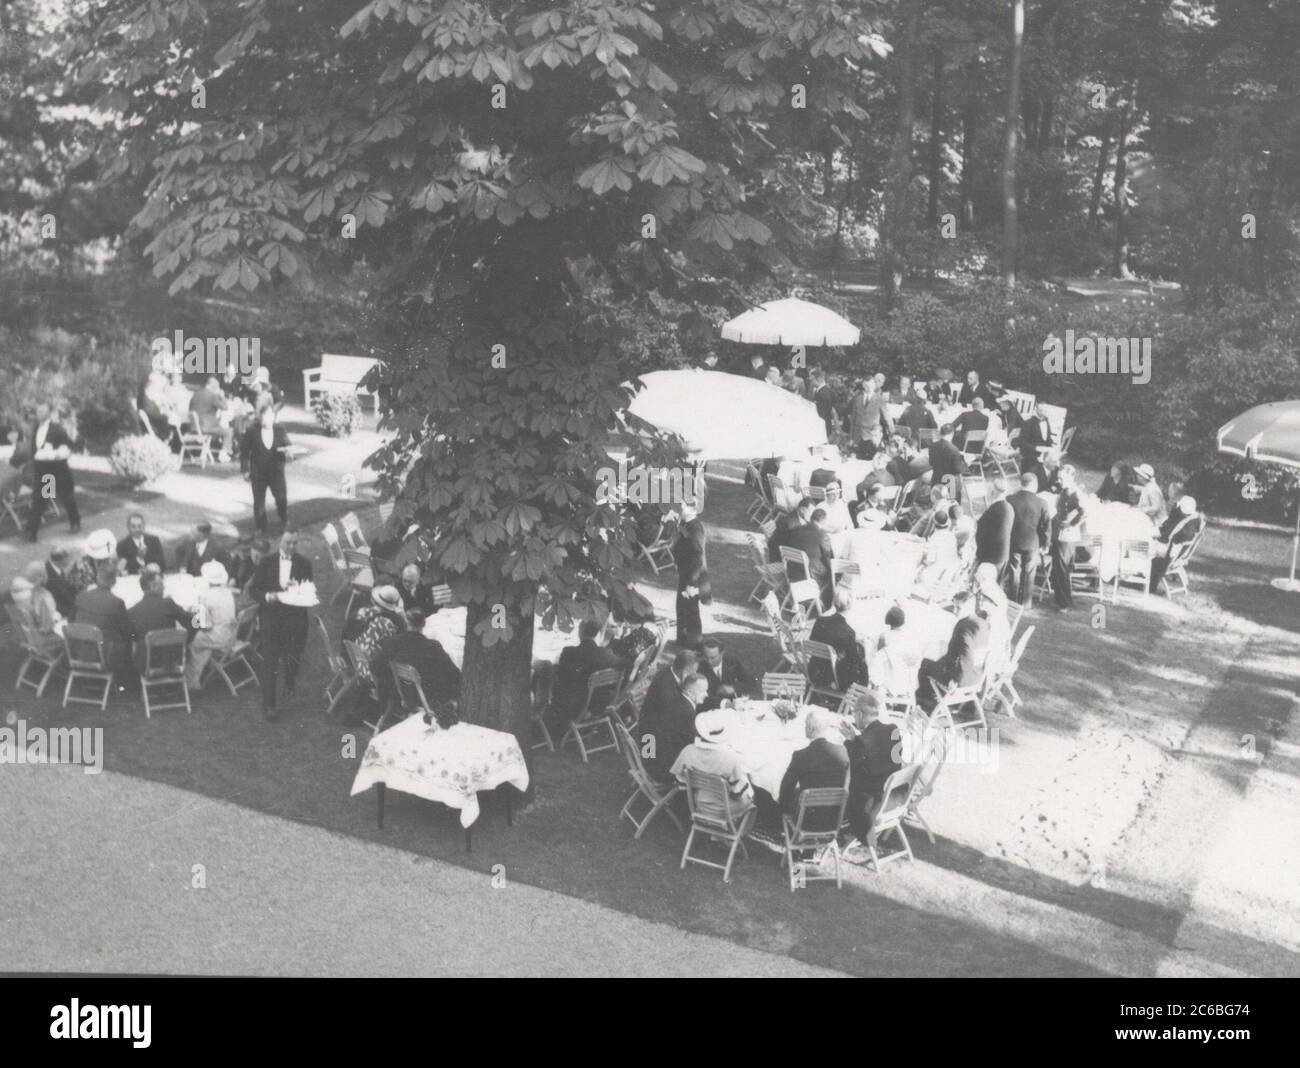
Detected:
[
  {"left": 1080, "top": 495, "right": 1156, "bottom": 582},
  {"left": 350, "top": 713, "right": 530, "bottom": 835},
  {"left": 830, "top": 529, "right": 927, "bottom": 600},
  {"left": 112, "top": 572, "right": 202, "bottom": 612}
]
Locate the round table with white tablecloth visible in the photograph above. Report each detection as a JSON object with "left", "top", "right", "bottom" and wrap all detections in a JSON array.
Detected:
[
  {"left": 779, "top": 455, "right": 872, "bottom": 497},
  {"left": 886, "top": 401, "right": 969, "bottom": 430},
  {"left": 716, "top": 701, "right": 843, "bottom": 799},
  {"left": 111, "top": 572, "right": 201, "bottom": 612},
  {"left": 421, "top": 606, "right": 581, "bottom": 670},
  {"left": 830, "top": 529, "right": 927, "bottom": 600},
  {"left": 1079, "top": 495, "right": 1156, "bottom": 582},
  {"left": 842, "top": 595, "right": 954, "bottom": 662}
]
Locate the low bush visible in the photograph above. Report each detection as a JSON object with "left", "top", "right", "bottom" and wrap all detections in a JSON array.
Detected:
[
  {"left": 311, "top": 389, "right": 362, "bottom": 437},
  {"left": 109, "top": 433, "right": 179, "bottom": 487}
]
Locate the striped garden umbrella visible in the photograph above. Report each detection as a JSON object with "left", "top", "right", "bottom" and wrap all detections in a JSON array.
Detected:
[{"left": 1217, "top": 400, "right": 1300, "bottom": 591}]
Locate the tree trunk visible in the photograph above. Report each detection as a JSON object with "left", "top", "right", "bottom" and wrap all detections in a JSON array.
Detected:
[
  {"left": 927, "top": 46, "right": 944, "bottom": 234},
  {"left": 1112, "top": 101, "right": 1131, "bottom": 278},
  {"left": 960, "top": 55, "right": 978, "bottom": 229},
  {"left": 1088, "top": 115, "right": 1112, "bottom": 228},
  {"left": 460, "top": 599, "right": 536, "bottom": 777},
  {"left": 879, "top": 0, "right": 922, "bottom": 311},
  {"left": 1001, "top": 0, "right": 1025, "bottom": 290}
]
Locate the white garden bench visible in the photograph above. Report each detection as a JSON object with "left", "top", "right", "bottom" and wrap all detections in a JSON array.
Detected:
[{"left": 302, "top": 354, "right": 381, "bottom": 414}]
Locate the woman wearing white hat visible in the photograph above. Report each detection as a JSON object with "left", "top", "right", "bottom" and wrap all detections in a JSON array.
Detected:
[
  {"left": 1133, "top": 463, "right": 1167, "bottom": 524},
  {"left": 67, "top": 528, "right": 118, "bottom": 594},
  {"left": 1149, "top": 495, "right": 1203, "bottom": 593},
  {"left": 187, "top": 560, "right": 238, "bottom": 688}
]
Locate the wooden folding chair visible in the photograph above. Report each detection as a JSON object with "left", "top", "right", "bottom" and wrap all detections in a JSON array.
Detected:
[
  {"left": 391, "top": 661, "right": 434, "bottom": 720},
  {"left": 315, "top": 614, "right": 356, "bottom": 714},
  {"left": 747, "top": 533, "right": 786, "bottom": 603},
  {"left": 1, "top": 491, "right": 26, "bottom": 535},
  {"left": 343, "top": 638, "right": 387, "bottom": 738},
  {"left": 321, "top": 523, "right": 352, "bottom": 605},
  {"left": 960, "top": 430, "right": 987, "bottom": 475},
  {"left": 929, "top": 676, "right": 988, "bottom": 731},
  {"left": 343, "top": 549, "right": 374, "bottom": 617},
  {"left": 5, "top": 605, "right": 66, "bottom": 696},
  {"left": 800, "top": 638, "right": 844, "bottom": 706},
  {"left": 62, "top": 623, "right": 114, "bottom": 710},
  {"left": 615, "top": 721, "right": 684, "bottom": 839},
  {"left": 680, "top": 769, "right": 756, "bottom": 883},
  {"left": 782, "top": 774, "right": 850, "bottom": 891},
  {"left": 761, "top": 671, "right": 809, "bottom": 703},
  {"left": 778, "top": 545, "right": 822, "bottom": 619},
  {"left": 903, "top": 728, "right": 948, "bottom": 844},
  {"left": 1158, "top": 535, "right": 1201, "bottom": 597},
  {"left": 836, "top": 682, "right": 874, "bottom": 723},
  {"left": 1006, "top": 601, "right": 1026, "bottom": 643},
  {"left": 638, "top": 515, "right": 677, "bottom": 575},
  {"left": 179, "top": 411, "right": 215, "bottom": 468},
  {"left": 961, "top": 476, "right": 990, "bottom": 518},
  {"left": 203, "top": 604, "right": 260, "bottom": 696},
  {"left": 862, "top": 763, "right": 924, "bottom": 871},
  {"left": 987, "top": 624, "right": 1034, "bottom": 717},
  {"left": 560, "top": 667, "right": 622, "bottom": 763},
  {"left": 140, "top": 628, "right": 192, "bottom": 718},
  {"left": 1107, "top": 538, "right": 1153, "bottom": 605},
  {"left": 340, "top": 511, "right": 371, "bottom": 554}
]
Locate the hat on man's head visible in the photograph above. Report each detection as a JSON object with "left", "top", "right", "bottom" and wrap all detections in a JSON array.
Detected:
[
  {"left": 84, "top": 529, "right": 116, "bottom": 560},
  {"left": 1134, "top": 463, "right": 1155, "bottom": 482},
  {"left": 932, "top": 510, "right": 950, "bottom": 528},
  {"left": 1179, "top": 495, "right": 1198, "bottom": 516},
  {"left": 694, "top": 707, "right": 730, "bottom": 742},
  {"left": 201, "top": 560, "right": 229, "bottom": 587},
  {"left": 371, "top": 585, "right": 402, "bottom": 614}
]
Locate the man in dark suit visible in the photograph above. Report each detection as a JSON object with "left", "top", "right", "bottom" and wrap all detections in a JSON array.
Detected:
[
  {"left": 1017, "top": 402, "right": 1054, "bottom": 468},
  {"left": 749, "top": 354, "right": 769, "bottom": 380},
  {"left": 844, "top": 694, "right": 904, "bottom": 850},
  {"left": 975, "top": 476, "right": 1014, "bottom": 577},
  {"left": 952, "top": 397, "right": 991, "bottom": 452},
  {"left": 1006, "top": 471, "right": 1051, "bottom": 605},
  {"left": 72, "top": 562, "right": 134, "bottom": 681},
  {"left": 241, "top": 402, "right": 292, "bottom": 535},
  {"left": 928, "top": 424, "right": 965, "bottom": 502},
  {"left": 128, "top": 570, "right": 193, "bottom": 673},
  {"left": 781, "top": 508, "right": 835, "bottom": 606},
  {"left": 808, "top": 588, "right": 869, "bottom": 691},
  {"left": 698, "top": 637, "right": 755, "bottom": 709},
  {"left": 1149, "top": 495, "right": 1206, "bottom": 593},
  {"left": 178, "top": 521, "right": 224, "bottom": 577},
  {"left": 24, "top": 402, "right": 81, "bottom": 540},
  {"left": 248, "top": 527, "right": 313, "bottom": 719},
  {"left": 116, "top": 513, "right": 167, "bottom": 575},
  {"left": 886, "top": 439, "right": 931, "bottom": 486},
  {"left": 392, "top": 562, "right": 433, "bottom": 614},
  {"left": 551, "top": 619, "right": 624, "bottom": 728},
  {"left": 639, "top": 648, "right": 696, "bottom": 730},
  {"left": 809, "top": 370, "right": 837, "bottom": 438},
  {"left": 370, "top": 608, "right": 462, "bottom": 712},
  {"left": 671, "top": 502, "right": 709, "bottom": 649},
  {"left": 45, "top": 547, "right": 77, "bottom": 618},
  {"left": 896, "top": 393, "right": 937, "bottom": 439},
  {"left": 958, "top": 370, "right": 995, "bottom": 408},
  {"left": 767, "top": 497, "right": 814, "bottom": 561},
  {"left": 917, "top": 592, "right": 990, "bottom": 710},
  {"left": 641, "top": 671, "right": 704, "bottom": 780},
  {"left": 778, "top": 706, "right": 850, "bottom": 820}
]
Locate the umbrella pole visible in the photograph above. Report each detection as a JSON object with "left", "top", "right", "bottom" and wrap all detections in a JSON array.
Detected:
[{"left": 1271, "top": 479, "right": 1300, "bottom": 592}]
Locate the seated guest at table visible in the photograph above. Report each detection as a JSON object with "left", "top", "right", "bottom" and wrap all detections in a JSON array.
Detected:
[
  {"left": 928, "top": 424, "right": 965, "bottom": 501},
  {"left": 45, "top": 547, "right": 77, "bottom": 618},
  {"left": 186, "top": 561, "right": 238, "bottom": 688},
  {"left": 809, "top": 370, "right": 838, "bottom": 438},
  {"left": 1096, "top": 461, "right": 1131, "bottom": 504},
  {"left": 902, "top": 484, "right": 949, "bottom": 539},
  {"left": 1149, "top": 496, "right": 1204, "bottom": 594},
  {"left": 748, "top": 353, "right": 769, "bottom": 380},
  {"left": 344, "top": 585, "right": 407, "bottom": 709},
  {"left": 645, "top": 672, "right": 708, "bottom": 780},
  {"left": 1006, "top": 472, "right": 1051, "bottom": 605},
  {"left": 137, "top": 371, "right": 175, "bottom": 442},
  {"left": 551, "top": 619, "right": 624, "bottom": 729},
  {"left": 128, "top": 570, "right": 193, "bottom": 674},
  {"left": 1133, "top": 463, "right": 1167, "bottom": 524},
  {"left": 1050, "top": 465, "right": 1085, "bottom": 611},
  {"left": 995, "top": 394, "right": 1024, "bottom": 446},
  {"left": 896, "top": 392, "right": 936, "bottom": 439},
  {"left": 868, "top": 606, "right": 915, "bottom": 697},
  {"left": 397, "top": 562, "right": 436, "bottom": 614},
  {"left": 68, "top": 529, "right": 115, "bottom": 595},
  {"left": 369, "top": 608, "right": 462, "bottom": 719},
  {"left": 698, "top": 637, "right": 755, "bottom": 710},
  {"left": 890, "top": 374, "right": 914, "bottom": 406},
  {"left": 640, "top": 648, "right": 698, "bottom": 741},
  {"left": 916, "top": 511, "right": 959, "bottom": 589},
  {"left": 975, "top": 477, "right": 1014, "bottom": 578},
  {"left": 188, "top": 375, "right": 234, "bottom": 460},
  {"left": 178, "top": 521, "right": 224, "bottom": 577},
  {"left": 230, "top": 538, "right": 271, "bottom": 597},
  {"left": 1167, "top": 479, "right": 1185, "bottom": 512},
  {"left": 887, "top": 438, "right": 931, "bottom": 486},
  {"left": 117, "top": 513, "right": 167, "bottom": 575},
  {"left": 672, "top": 705, "right": 755, "bottom": 809},
  {"left": 809, "top": 587, "right": 870, "bottom": 691},
  {"left": 768, "top": 497, "right": 814, "bottom": 561},
  {"left": 933, "top": 368, "right": 959, "bottom": 405},
  {"left": 952, "top": 396, "right": 991, "bottom": 453},
  {"left": 9, "top": 560, "right": 65, "bottom": 655},
  {"left": 778, "top": 706, "right": 849, "bottom": 822},
  {"left": 73, "top": 562, "right": 134, "bottom": 683},
  {"left": 1026, "top": 446, "right": 1063, "bottom": 494},
  {"left": 958, "top": 370, "right": 995, "bottom": 408},
  {"left": 781, "top": 368, "right": 806, "bottom": 396},
  {"left": 819, "top": 481, "right": 854, "bottom": 535},
  {"left": 843, "top": 693, "right": 904, "bottom": 859},
  {"left": 1017, "top": 401, "right": 1054, "bottom": 469},
  {"left": 916, "top": 591, "right": 990, "bottom": 711},
  {"left": 782, "top": 507, "right": 835, "bottom": 606},
  {"left": 853, "top": 452, "right": 896, "bottom": 507},
  {"left": 251, "top": 366, "right": 285, "bottom": 410},
  {"left": 855, "top": 486, "right": 897, "bottom": 531}
]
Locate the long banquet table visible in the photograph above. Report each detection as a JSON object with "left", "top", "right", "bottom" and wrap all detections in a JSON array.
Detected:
[{"left": 1079, "top": 496, "right": 1157, "bottom": 582}]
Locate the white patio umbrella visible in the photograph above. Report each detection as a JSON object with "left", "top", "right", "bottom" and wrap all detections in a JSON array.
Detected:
[
  {"left": 720, "top": 297, "right": 861, "bottom": 347},
  {"left": 625, "top": 369, "right": 827, "bottom": 459},
  {"left": 1217, "top": 399, "right": 1300, "bottom": 592}
]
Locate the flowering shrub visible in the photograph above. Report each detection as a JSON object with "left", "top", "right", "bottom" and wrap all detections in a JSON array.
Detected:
[
  {"left": 311, "top": 389, "right": 362, "bottom": 437},
  {"left": 109, "top": 433, "right": 179, "bottom": 486}
]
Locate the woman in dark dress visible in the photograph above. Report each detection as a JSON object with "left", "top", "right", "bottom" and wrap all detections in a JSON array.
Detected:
[{"left": 1097, "top": 461, "right": 1135, "bottom": 505}]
